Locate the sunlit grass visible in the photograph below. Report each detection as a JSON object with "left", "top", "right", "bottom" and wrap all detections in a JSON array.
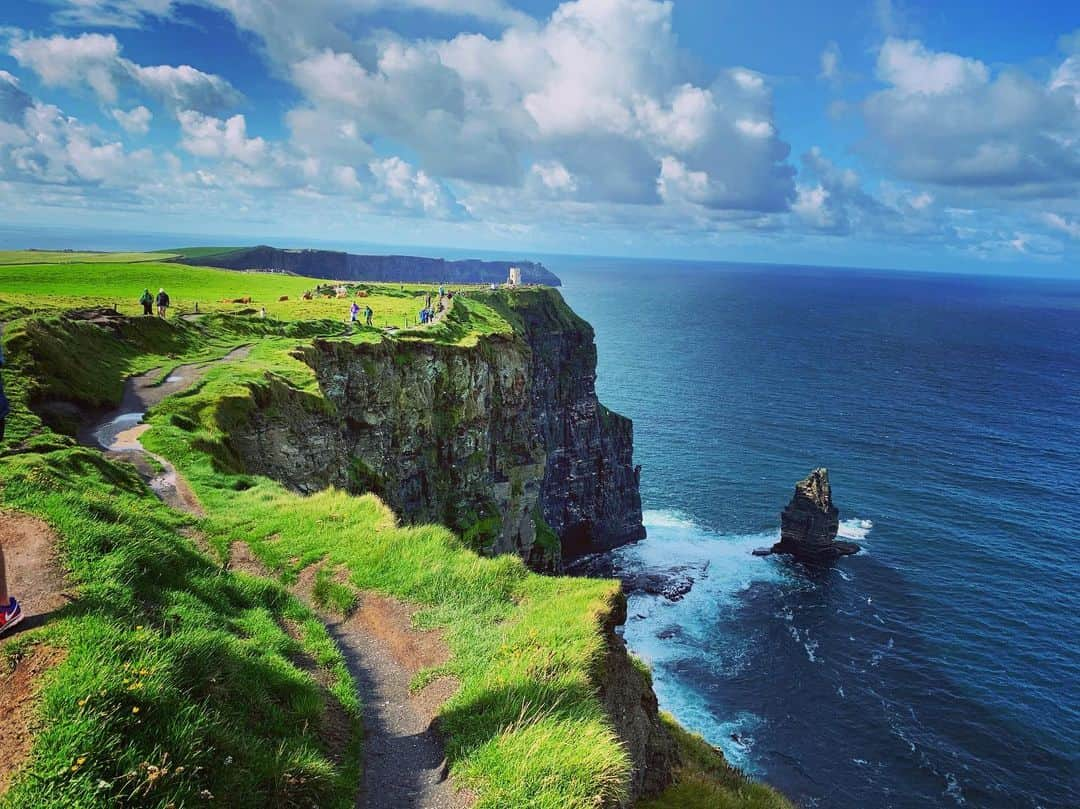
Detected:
[{"left": 0, "top": 258, "right": 791, "bottom": 808}]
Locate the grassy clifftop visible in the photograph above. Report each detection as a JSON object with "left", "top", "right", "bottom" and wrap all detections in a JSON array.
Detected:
[{"left": 0, "top": 255, "right": 790, "bottom": 808}]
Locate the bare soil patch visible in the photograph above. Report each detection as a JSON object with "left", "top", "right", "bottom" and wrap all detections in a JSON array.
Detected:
[
  {"left": 0, "top": 645, "right": 67, "bottom": 791},
  {"left": 0, "top": 512, "right": 72, "bottom": 636}
]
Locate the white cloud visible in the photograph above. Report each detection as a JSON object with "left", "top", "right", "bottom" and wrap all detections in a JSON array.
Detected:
[
  {"left": 8, "top": 32, "right": 241, "bottom": 114},
  {"left": 290, "top": 0, "right": 794, "bottom": 210},
  {"left": 1042, "top": 212, "right": 1080, "bottom": 239},
  {"left": 178, "top": 111, "right": 268, "bottom": 166},
  {"left": 111, "top": 105, "right": 152, "bottom": 135},
  {"left": 0, "top": 79, "right": 155, "bottom": 188},
  {"left": 820, "top": 41, "right": 841, "bottom": 81},
  {"left": 529, "top": 160, "right": 577, "bottom": 194},
  {"left": 368, "top": 156, "right": 465, "bottom": 218},
  {"left": 862, "top": 38, "right": 1080, "bottom": 194},
  {"left": 876, "top": 38, "right": 988, "bottom": 95}
]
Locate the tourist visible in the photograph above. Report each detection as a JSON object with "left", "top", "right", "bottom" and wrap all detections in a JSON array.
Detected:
[
  {"left": 365, "top": 306, "right": 373, "bottom": 326},
  {"left": 0, "top": 327, "right": 20, "bottom": 637},
  {"left": 156, "top": 288, "right": 170, "bottom": 318},
  {"left": 350, "top": 301, "right": 360, "bottom": 324},
  {"left": 139, "top": 288, "right": 153, "bottom": 316}
]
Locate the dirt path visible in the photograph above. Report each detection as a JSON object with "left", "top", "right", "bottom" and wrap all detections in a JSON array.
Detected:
[
  {"left": 234, "top": 557, "right": 472, "bottom": 809},
  {"left": 80, "top": 345, "right": 252, "bottom": 515},
  {"left": 0, "top": 513, "right": 73, "bottom": 788},
  {"left": 298, "top": 572, "right": 471, "bottom": 809},
  {"left": 80, "top": 347, "right": 469, "bottom": 808},
  {"left": 0, "top": 513, "right": 72, "bottom": 637}
]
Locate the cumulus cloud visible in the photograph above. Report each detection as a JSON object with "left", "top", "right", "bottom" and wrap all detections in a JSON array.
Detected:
[
  {"left": 112, "top": 105, "right": 152, "bottom": 135},
  {"left": 369, "top": 156, "right": 466, "bottom": 218},
  {"left": 8, "top": 31, "right": 241, "bottom": 114},
  {"left": 0, "top": 73, "right": 154, "bottom": 188},
  {"left": 862, "top": 37, "right": 1080, "bottom": 196},
  {"left": 45, "top": 0, "right": 531, "bottom": 63},
  {"left": 289, "top": 0, "right": 794, "bottom": 211}
]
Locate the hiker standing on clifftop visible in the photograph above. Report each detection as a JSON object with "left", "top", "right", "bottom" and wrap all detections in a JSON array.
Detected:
[
  {"left": 139, "top": 288, "right": 153, "bottom": 316},
  {"left": 364, "top": 306, "right": 373, "bottom": 326},
  {"left": 156, "top": 288, "right": 170, "bottom": 318},
  {"left": 0, "top": 326, "right": 23, "bottom": 637},
  {"left": 350, "top": 301, "right": 360, "bottom": 324}
]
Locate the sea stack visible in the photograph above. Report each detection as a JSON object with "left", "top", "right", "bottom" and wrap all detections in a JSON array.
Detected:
[{"left": 769, "top": 468, "right": 860, "bottom": 562}]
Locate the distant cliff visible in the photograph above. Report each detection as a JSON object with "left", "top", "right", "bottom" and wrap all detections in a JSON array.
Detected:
[
  {"left": 174, "top": 245, "right": 562, "bottom": 286},
  {"left": 225, "top": 288, "right": 642, "bottom": 570}
]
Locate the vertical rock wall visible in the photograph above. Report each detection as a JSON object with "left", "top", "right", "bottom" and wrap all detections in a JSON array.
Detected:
[{"left": 225, "top": 288, "right": 644, "bottom": 569}]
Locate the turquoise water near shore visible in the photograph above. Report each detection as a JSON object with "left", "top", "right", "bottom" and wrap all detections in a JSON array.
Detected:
[{"left": 554, "top": 258, "right": 1080, "bottom": 809}]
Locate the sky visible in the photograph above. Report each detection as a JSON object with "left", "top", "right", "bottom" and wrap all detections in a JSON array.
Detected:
[{"left": 0, "top": 0, "right": 1078, "bottom": 274}]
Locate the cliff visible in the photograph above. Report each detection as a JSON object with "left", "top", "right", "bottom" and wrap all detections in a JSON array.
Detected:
[
  {"left": 175, "top": 245, "right": 562, "bottom": 286},
  {"left": 224, "top": 288, "right": 643, "bottom": 570}
]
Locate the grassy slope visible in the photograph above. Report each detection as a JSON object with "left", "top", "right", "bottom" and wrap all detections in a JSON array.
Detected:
[
  {"left": 0, "top": 300, "right": 361, "bottom": 806},
  {"left": 155, "top": 247, "right": 244, "bottom": 259},
  {"left": 0, "top": 251, "right": 175, "bottom": 265},
  {"left": 0, "top": 255, "right": 791, "bottom": 808},
  {"left": 0, "top": 258, "right": 480, "bottom": 329}
]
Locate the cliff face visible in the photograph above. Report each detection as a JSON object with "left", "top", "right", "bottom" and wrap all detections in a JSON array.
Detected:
[
  {"left": 226, "top": 289, "right": 643, "bottom": 569},
  {"left": 178, "top": 246, "right": 562, "bottom": 286},
  {"left": 596, "top": 592, "right": 679, "bottom": 802}
]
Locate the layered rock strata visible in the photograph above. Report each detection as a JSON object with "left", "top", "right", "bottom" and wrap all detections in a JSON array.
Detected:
[
  {"left": 225, "top": 288, "right": 644, "bottom": 570},
  {"left": 769, "top": 467, "right": 859, "bottom": 561}
]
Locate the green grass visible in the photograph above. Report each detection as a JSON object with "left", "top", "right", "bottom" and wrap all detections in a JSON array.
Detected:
[
  {"left": 0, "top": 257, "right": 495, "bottom": 330},
  {"left": 156, "top": 246, "right": 244, "bottom": 259},
  {"left": 0, "top": 450, "right": 360, "bottom": 808},
  {"left": 640, "top": 717, "right": 792, "bottom": 809},
  {"left": 0, "top": 254, "right": 791, "bottom": 809},
  {"left": 0, "top": 250, "right": 175, "bottom": 265}
]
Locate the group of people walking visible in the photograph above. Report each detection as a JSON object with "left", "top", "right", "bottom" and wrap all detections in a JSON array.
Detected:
[
  {"left": 350, "top": 301, "right": 374, "bottom": 326},
  {"left": 140, "top": 288, "right": 170, "bottom": 317},
  {"left": 419, "top": 287, "right": 453, "bottom": 325}
]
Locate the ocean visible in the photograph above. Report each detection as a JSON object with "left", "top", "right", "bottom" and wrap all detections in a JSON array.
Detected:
[{"left": 553, "top": 258, "right": 1080, "bottom": 809}]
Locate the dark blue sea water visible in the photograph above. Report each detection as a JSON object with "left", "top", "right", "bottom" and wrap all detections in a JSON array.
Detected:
[{"left": 554, "top": 259, "right": 1080, "bottom": 809}]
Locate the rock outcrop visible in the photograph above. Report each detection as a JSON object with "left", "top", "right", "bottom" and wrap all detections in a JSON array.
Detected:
[
  {"left": 225, "top": 288, "right": 644, "bottom": 570},
  {"left": 596, "top": 591, "right": 679, "bottom": 801},
  {"left": 770, "top": 468, "right": 859, "bottom": 561},
  {"left": 176, "top": 245, "right": 562, "bottom": 286}
]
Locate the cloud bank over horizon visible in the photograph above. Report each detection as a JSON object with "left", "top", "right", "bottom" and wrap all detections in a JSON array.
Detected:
[{"left": 0, "top": 0, "right": 1077, "bottom": 271}]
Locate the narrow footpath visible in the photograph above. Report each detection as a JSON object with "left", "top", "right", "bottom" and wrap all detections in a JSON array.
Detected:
[{"left": 81, "top": 341, "right": 470, "bottom": 809}]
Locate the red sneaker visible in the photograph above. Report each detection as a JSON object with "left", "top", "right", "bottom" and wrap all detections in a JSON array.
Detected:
[{"left": 0, "top": 598, "right": 23, "bottom": 636}]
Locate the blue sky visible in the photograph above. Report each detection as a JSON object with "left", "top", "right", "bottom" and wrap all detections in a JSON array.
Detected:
[{"left": 0, "top": 1, "right": 1078, "bottom": 274}]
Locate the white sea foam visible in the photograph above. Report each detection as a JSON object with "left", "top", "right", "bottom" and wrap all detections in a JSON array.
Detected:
[
  {"left": 944, "top": 772, "right": 966, "bottom": 805},
  {"left": 838, "top": 517, "right": 874, "bottom": 540},
  {"left": 617, "top": 509, "right": 788, "bottom": 772}
]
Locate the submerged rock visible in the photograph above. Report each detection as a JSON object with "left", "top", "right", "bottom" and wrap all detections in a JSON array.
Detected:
[{"left": 770, "top": 468, "right": 860, "bottom": 562}]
